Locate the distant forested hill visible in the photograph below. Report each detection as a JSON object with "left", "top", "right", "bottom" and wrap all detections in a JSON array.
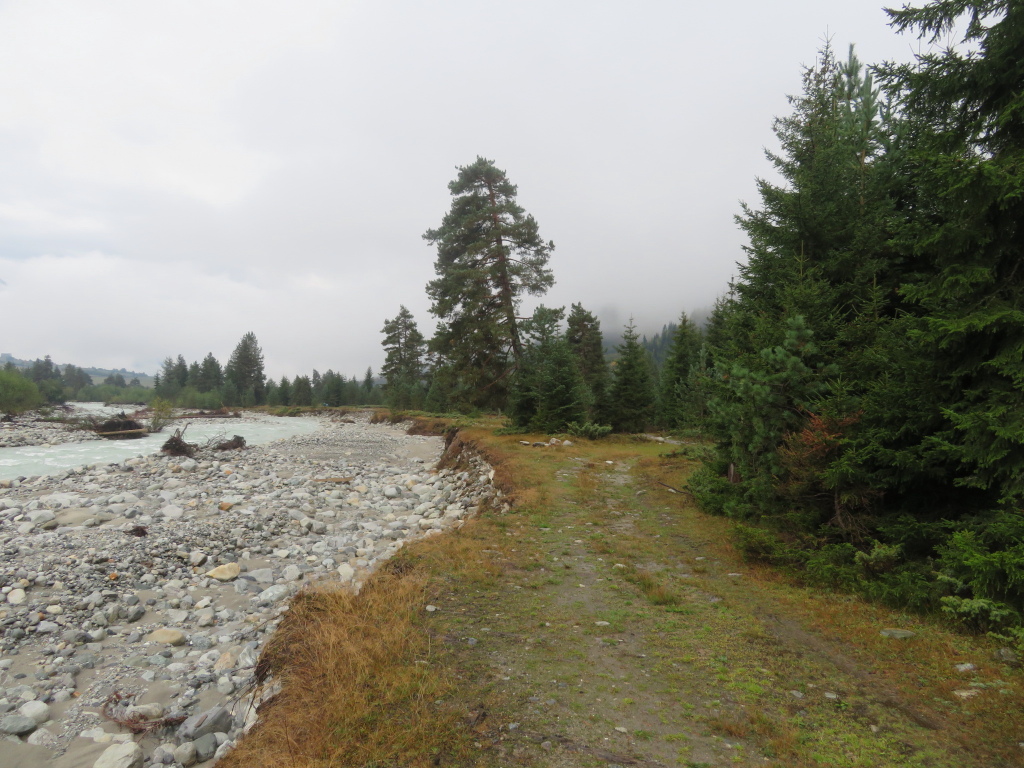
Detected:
[{"left": 0, "top": 353, "right": 153, "bottom": 387}]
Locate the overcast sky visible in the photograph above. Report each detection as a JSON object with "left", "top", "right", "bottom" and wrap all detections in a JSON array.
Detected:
[{"left": 0, "top": 1, "right": 934, "bottom": 379}]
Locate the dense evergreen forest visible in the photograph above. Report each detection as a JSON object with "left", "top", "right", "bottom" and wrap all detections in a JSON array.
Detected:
[{"left": 379, "top": 1, "right": 1024, "bottom": 644}]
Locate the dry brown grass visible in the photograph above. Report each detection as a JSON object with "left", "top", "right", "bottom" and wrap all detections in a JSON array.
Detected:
[{"left": 219, "top": 566, "right": 477, "bottom": 768}]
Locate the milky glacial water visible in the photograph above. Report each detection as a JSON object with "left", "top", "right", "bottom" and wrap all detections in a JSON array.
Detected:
[{"left": 0, "top": 404, "right": 323, "bottom": 481}]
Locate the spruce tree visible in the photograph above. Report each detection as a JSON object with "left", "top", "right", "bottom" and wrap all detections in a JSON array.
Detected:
[
  {"left": 156, "top": 357, "right": 181, "bottom": 399},
  {"left": 292, "top": 375, "right": 313, "bottom": 406},
  {"left": 362, "top": 368, "right": 375, "bottom": 400},
  {"left": 311, "top": 370, "right": 323, "bottom": 403},
  {"left": 508, "top": 306, "right": 587, "bottom": 433},
  {"left": 657, "top": 313, "right": 703, "bottom": 429},
  {"left": 380, "top": 306, "right": 426, "bottom": 409},
  {"left": 265, "top": 379, "right": 281, "bottom": 406},
  {"left": 425, "top": 157, "right": 554, "bottom": 408},
  {"left": 277, "top": 376, "right": 292, "bottom": 406},
  {"left": 608, "top": 320, "right": 655, "bottom": 433},
  {"left": 225, "top": 333, "right": 266, "bottom": 405},
  {"left": 196, "top": 353, "right": 223, "bottom": 393},
  {"left": 565, "top": 303, "right": 611, "bottom": 423},
  {"left": 882, "top": 0, "right": 1024, "bottom": 504},
  {"left": 171, "top": 355, "right": 189, "bottom": 389},
  {"left": 322, "top": 371, "right": 345, "bottom": 407}
]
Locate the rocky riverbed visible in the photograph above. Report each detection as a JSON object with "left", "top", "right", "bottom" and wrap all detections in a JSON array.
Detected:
[
  {"left": 0, "top": 413, "right": 496, "bottom": 768},
  {"left": 0, "top": 412, "right": 100, "bottom": 449}
]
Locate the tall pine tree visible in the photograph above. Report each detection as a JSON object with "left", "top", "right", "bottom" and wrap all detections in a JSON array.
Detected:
[{"left": 425, "top": 157, "right": 554, "bottom": 409}]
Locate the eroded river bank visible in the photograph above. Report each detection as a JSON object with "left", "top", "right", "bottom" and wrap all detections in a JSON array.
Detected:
[{"left": 0, "top": 412, "right": 495, "bottom": 768}]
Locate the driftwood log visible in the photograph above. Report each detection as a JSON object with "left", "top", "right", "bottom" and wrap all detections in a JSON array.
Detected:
[
  {"left": 215, "top": 435, "right": 246, "bottom": 451},
  {"left": 161, "top": 427, "right": 197, "bottom": 457},
  {"left": 94, "top": 412, "right": 146, "bottom": 440}
]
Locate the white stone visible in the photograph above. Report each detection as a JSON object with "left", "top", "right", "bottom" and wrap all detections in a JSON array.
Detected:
[
  {"left": 161, "top": 505, "right": 184, "bottom": 519},
  {"left": 18, "top": 699, "right": 50, "bottom": 725},
  {"left": 337, "top": 564, "right": 355, "bottom": 581},
  {"left": 173, "top": 742, "right": 198, "bottom": 767},
  {"left": 92, "top": 742, "right": 143, "bottom": 768},
  {"left": 257, "top": 584, "right": 289, "bottom": 603}
]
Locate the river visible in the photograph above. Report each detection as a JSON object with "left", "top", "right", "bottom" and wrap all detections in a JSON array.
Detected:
[{"left": 0, "top": 403, "right": 324, "bottom": 481}]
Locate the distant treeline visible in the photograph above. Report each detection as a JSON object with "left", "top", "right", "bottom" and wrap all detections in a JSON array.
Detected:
[
  {"left": 0, "top": 356, "right": 147, "bottom": 412},
  {"left": 152, "top": 332, "right": 379, "bottom": 409},
  {"left": 0, "top": 332, "right": 382, "bottom": 414}
]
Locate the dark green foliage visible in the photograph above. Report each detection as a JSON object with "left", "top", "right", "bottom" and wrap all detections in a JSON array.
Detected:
[
  {"left": 565, "top": 421, "right": 612, "bottom": 440},
  {"left": 196, "top": 353, "right": 224, "bottom": 393},
  {"left": 103, "top": 373, "right": 127, "bottom": 388},
  {"left": 265, "top": 379, "right": 281, "bottom": 406},
  {"left": 565, "top": 303, "right": 611, "bottom": 423},
  {"left": 423, "top": 367, "right": 453, "bottom": 414},
  {"left": 177, "top": 388, "right": 222, "bottom": 409},
  {"left": 291, "top": 375, "right": 313, "bottom": 406},
  {"left": 694, "top": 5, "right": 1024, "bottom": 634},
  {"left": 171, "top": 355, "right": 189, "bottom": 389},
  {"left": 156, "top": 356, "right": 186, "bottom": 399},
  {"left": 657, "top": 314, "right": 703, "bottom": 429},
  {"left": 881, "top": 0, "right": 1024, "bottom": 506},
  {"left": 425, "top": 157, "right": 554, "bottom": 409},
  {"left": 278, "top": 376, "right": 292, "bottom": 406},
  {"left": 60, "top": 364, "right": 93, "bottom": 396},
  {"left": 221, "top": 380, "right": 240, "bottom": 407},
  {"left": 225, "top": 333, "right": 266, "bottom": 405},
  {"left": 381, "top": 306, "right": 427, "bottom": 409},
  {"left": 26, "top": 356, "right": 65, "bottom": 404},
  {"left": 641, "top": 323, "right": 677, "bottom": 368},
  {"left": 0, "top": 369, "right": 42, "bottom": 415},
  {"left": 27, "top": 356, "right": 60, "bottom": 384},
  {"left": 361, "top": 368, "right": 377, "bottom": 403},
  {"left": 712, "top": 317, "right": 838, "bottom": 521},
  {"left": 608, "top": 320, "right": 655, "bottom": 433},
  {"left": 320, "top": 371, "right": 346, "bottom": 407},
  {"left": 508, "top": 306, "right": 588, "bottom": 434}
]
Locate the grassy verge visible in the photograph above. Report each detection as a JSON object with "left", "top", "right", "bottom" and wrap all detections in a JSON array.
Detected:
[{"left": 221, "top": 422, "right": 1024, "bottom": 767}]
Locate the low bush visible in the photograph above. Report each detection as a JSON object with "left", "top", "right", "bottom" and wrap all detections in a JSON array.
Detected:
[
  {"left": 0, "top": 370, "right": 42, "bottom": 415},
  {"left": 566, "top": 421, "right": 612, "bottom": 439}
]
